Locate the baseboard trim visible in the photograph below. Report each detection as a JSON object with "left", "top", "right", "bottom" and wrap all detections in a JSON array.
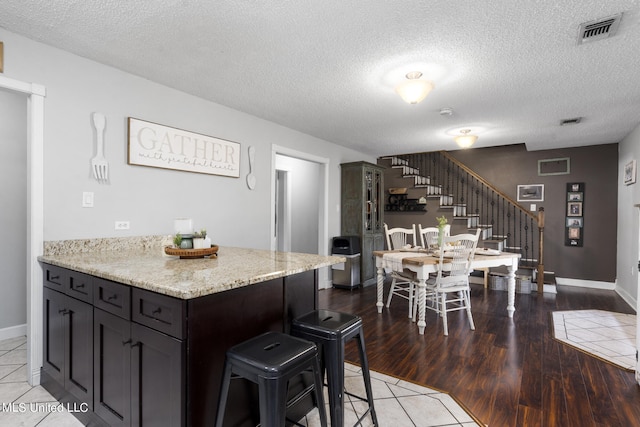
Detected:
[
  {"left": 0, "top": 323, "right": 27, "bottom": 341},
  {"left": 555, "top": 277, "right": 616, "bottom": 290}
]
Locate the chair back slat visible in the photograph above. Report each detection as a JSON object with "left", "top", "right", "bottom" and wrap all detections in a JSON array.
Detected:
[
  {"left": 436, "top": 229, "right": 481, "bottom": 288},
  {"left": 384, "top": 224, "right": 417, "bottom": 250},
  {"left": 418, "top": 224, "right": 450, "bottom": 248}
]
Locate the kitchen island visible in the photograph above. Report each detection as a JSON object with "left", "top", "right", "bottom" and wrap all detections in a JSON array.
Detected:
[{"left": 39, "top": 236, "right": 344, "bottom": 426}]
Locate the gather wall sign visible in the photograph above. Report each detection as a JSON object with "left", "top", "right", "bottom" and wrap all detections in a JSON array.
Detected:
[{"left": 127, "top": 117, "right": 241, "bottom": 178}]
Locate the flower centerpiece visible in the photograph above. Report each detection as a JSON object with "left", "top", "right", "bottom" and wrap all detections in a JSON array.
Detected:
[{"left": 436, "top": 215, "right": 448, "bottom": 248}]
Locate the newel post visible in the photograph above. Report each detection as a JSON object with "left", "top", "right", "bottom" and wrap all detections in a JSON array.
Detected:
[{"left": 537, "top": 207, "right": 545, "bottom": 290}]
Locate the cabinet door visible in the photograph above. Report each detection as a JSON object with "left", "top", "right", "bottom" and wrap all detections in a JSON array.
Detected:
[
  {"left": 373, "top": 169, "right": 384, "bottom": 233},
  {"left": 43, "top": 287, "right": 65, "bottom": 384},
  {"left": 94, "top": 309, "right": 131, "bottom": 427},
  {"left": 361, "top": 235, "right": 376, "bottom": 283},
  {"left": 65, "top": 296, "right": 93, "bottom": 408},
  {"left": 131, "top": 323, "right": 184, "bottom": 427}
]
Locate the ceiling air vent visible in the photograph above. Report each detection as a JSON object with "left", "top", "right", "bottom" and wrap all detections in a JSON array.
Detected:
[
  {"left": 577, "top": 13, "right": 622, "bottom": 44},
  {"left": 560, "top": 117, "right": 582, "bottom": 126}
]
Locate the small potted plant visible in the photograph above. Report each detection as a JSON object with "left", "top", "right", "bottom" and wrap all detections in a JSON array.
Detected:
[{"left": 193, "top": 228, "right": 207, "bottom": 249}]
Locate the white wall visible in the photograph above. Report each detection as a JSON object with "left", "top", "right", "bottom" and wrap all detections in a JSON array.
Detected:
[
  {"left": 617, "top": 122, "right": 640, "bottom": 309},
  {"left": 0, "top": 88, "right": 27, "bottom": 333},
  {"left": 0, "top": 28, "right": 373, "bottom": 249},
  {"left": 275, "top": 155, "right": 320, "bottom": 254}
]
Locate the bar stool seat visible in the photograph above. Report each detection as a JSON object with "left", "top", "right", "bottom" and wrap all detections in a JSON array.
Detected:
[
  {"left": 291, "top": 309, "right": 378, "bottom": 427},
  {"left": 215, "top": 331, "right": 327, "bottom": 427}
]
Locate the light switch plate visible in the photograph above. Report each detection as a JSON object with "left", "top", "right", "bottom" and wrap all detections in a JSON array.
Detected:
[
  {"left": 530, "top": 203, "right": 536, "bottom": 211},
  {"left": 82, "top": 192, "right": 94, "bottom": 208}
]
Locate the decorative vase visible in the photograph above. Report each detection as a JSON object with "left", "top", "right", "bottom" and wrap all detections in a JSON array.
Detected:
[{"left": 437, "top": 226, "right": 444, "bottom": 248}]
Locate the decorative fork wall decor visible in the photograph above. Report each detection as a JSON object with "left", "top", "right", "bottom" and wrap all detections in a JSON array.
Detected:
[{"left": 91, "top": 112, "right": 109, "bottom": 183}]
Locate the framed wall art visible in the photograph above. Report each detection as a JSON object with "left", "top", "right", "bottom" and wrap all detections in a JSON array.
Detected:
[
  {"left": 565, "top": 182, "right": 584, "bottom": 247},
  {"left": 624, "top": 159, "right": 636, "bottom": 185},
  {"left": 127, "top": 117, "right": 241, "bottom": 178},
  {"left": 516, "top": 184, "right": 544, "bottom": 202}
]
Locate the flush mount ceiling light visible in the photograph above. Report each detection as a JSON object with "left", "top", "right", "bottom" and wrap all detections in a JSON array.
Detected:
[
  {"left": 395, "top": 71, "right": 434, "bottom": 104},
  {"left": 454, "top": 129, "right": 478, "bottom": 148}
]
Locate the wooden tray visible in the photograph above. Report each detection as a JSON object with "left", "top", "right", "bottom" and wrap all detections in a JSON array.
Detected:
[{"left": 164, "top": 245, "right": 219, "bottom": 259}]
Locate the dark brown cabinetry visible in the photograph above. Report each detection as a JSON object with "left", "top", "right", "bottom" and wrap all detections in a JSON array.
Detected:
[
  {"left": 42, "top": 266, "right": 94, "bottom": 410},
  {"left": 93, "top": 281, "right": 185, "bottom": 427},
  {"left": 341, "top": 161, "right": 385, "bottom": 285},
  {"left": 41, "top": 263, "right": 318, "bottom": 426}
]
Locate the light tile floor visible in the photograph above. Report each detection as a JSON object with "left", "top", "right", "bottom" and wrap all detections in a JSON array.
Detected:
[
  {"left": 0, "top": 336, "right": 481, "bottom": 426},
  {"left": 0, "top": 336, "right": 83, "bottom": 426},
  {"left": 299, "top": 363, "right": 481, "bottom": 426},
  {"left": 552, "top": 309, "right": 637, "bottom": 371}
]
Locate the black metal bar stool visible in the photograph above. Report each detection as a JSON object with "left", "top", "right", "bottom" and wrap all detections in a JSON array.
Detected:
[
  {"left": 215, "top": 331, "right": 328, "bottom": 427},
  {"left": 291, "top": 309, "right": 378, "bottom": 427}
]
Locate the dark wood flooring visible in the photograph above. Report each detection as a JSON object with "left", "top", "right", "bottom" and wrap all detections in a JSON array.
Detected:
[{"left": 320, "top": 281, "right": 640, "bottom": 426}]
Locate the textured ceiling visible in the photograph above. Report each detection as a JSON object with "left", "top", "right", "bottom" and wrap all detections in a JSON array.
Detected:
[{"left": 1, "top": 0, "right": 640, "bottom": 156}]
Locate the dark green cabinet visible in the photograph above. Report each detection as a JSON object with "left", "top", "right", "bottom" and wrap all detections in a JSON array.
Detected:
[{"left": 340, "top": 161, "right": 385, "bottom": 285}]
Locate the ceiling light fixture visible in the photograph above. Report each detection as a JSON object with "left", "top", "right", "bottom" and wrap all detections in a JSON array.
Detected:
[
  {"left": 395, "top": 71, "right": 434, "bottom": 104},
  {"left": 454, "top": 129, "right": 478, "bottom": 148}
]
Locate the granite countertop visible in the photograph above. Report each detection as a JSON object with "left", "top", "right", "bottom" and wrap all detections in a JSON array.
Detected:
[{"left": 39, "top": 236, "right": 345, "bottom": 300}]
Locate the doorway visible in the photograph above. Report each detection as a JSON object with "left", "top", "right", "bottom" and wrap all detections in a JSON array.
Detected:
[
  {"left": 274, "top": 155, "right": 321, "bottom": 254},
  {"left": 271, "top": 145, "right": 331, "bottom": 287},
  {"left": 0, "top": 75, "right": 46, "bottom": 386},
  {"left": 0, "top": 88, "right": 27, "bottom": 340}
]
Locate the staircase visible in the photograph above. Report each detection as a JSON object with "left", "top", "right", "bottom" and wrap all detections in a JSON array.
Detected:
[{"left": 380, "top": 152, "right": 549, "bottom": 289}]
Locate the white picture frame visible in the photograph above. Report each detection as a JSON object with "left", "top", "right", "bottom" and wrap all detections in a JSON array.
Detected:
[
  {"left": 624, "top": 159, "right": 636, "bottom": 185},
  {"left": 517, "top": 184, "right": 544, "bottom": 202}
]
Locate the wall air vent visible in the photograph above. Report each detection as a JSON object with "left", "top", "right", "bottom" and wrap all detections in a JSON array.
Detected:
[
  {"left": 577, "top": 13, "right": 622, "bottom": 45},
  {"left": 560, "top": 117, "right": 582, "bottom": 126}
]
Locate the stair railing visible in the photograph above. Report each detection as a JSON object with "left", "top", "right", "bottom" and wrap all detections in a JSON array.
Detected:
[{"left": 394, "top": 151, "right": 545, "bottom": 289}]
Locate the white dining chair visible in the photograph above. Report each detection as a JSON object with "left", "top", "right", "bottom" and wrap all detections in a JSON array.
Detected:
[
  {"left": 384, "top": 223, "right": 418, "bottom": 318},
  {"left": 420, "top": 229, "right": 480, "bottom": 335},
  {"left": 418, "top": 224, "right": 450, "bottom": 249}
]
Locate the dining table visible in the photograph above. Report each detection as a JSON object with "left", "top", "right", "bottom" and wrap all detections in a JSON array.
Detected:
[{"left": 373, "top": 249, "right": 521, "bottom": 334}]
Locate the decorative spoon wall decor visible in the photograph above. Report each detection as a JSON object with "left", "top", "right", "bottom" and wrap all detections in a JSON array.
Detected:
[{"left": 246, "top": 146, "right": 256, "bottom": 190}]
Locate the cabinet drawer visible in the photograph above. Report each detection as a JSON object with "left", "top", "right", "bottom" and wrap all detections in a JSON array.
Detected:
[
  {"left": 94, "top": 278, "right": 131, "bottom": 320},
  {"left": 67, "top": 271, "right": 93, "bottom": 303},
  {"left": 132, "top": 289, "right": 185, "bottom": 339},
  {"left": 44, "top": 265, "right": 68, "bottom": 291}
]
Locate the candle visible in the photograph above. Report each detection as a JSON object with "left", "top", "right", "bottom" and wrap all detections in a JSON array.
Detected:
[{"left": 174, "top": 218, "right": 193, "bottom": 235}]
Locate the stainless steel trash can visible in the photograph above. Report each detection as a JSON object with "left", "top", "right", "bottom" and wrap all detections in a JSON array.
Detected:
[{"left": 331, "top": 236, "right": 361, "bottom": 289}]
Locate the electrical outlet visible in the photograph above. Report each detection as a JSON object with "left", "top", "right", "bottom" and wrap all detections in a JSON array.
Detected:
[{"left": 115, "top": 221, "right": 130, "bottom": 230}]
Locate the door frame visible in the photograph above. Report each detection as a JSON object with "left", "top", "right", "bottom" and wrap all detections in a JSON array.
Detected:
[
  {"left": 270, "top": 145, "right": 331, "bottom": 286},
  {"left": 0, "top": 75, "right": 46, "bottom": 386},
  {"left": 274, "top": 169, "right": 292, "bottom": 252}
]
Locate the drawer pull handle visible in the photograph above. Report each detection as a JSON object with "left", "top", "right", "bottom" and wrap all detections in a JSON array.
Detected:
[
  {"left": 122, "top": 339, "right": 132, "bottom": 346},
  {"left": 107, "top": 295, "right": 118, "bottom": 301},
  {"left": 50, "top": 275, "right": 60, "bottom": 281},
  {"left": 152, "top": 307, "right": 162, "bottom": 315},
  {"left": 58, "top": 309, "right": 69, "bottom": 315},
  {"left": 75, "top": 283, "right": 85, "bottom": 289},
  {"left": 131, "top": 341, "right": 142, "bottom": 348}
]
